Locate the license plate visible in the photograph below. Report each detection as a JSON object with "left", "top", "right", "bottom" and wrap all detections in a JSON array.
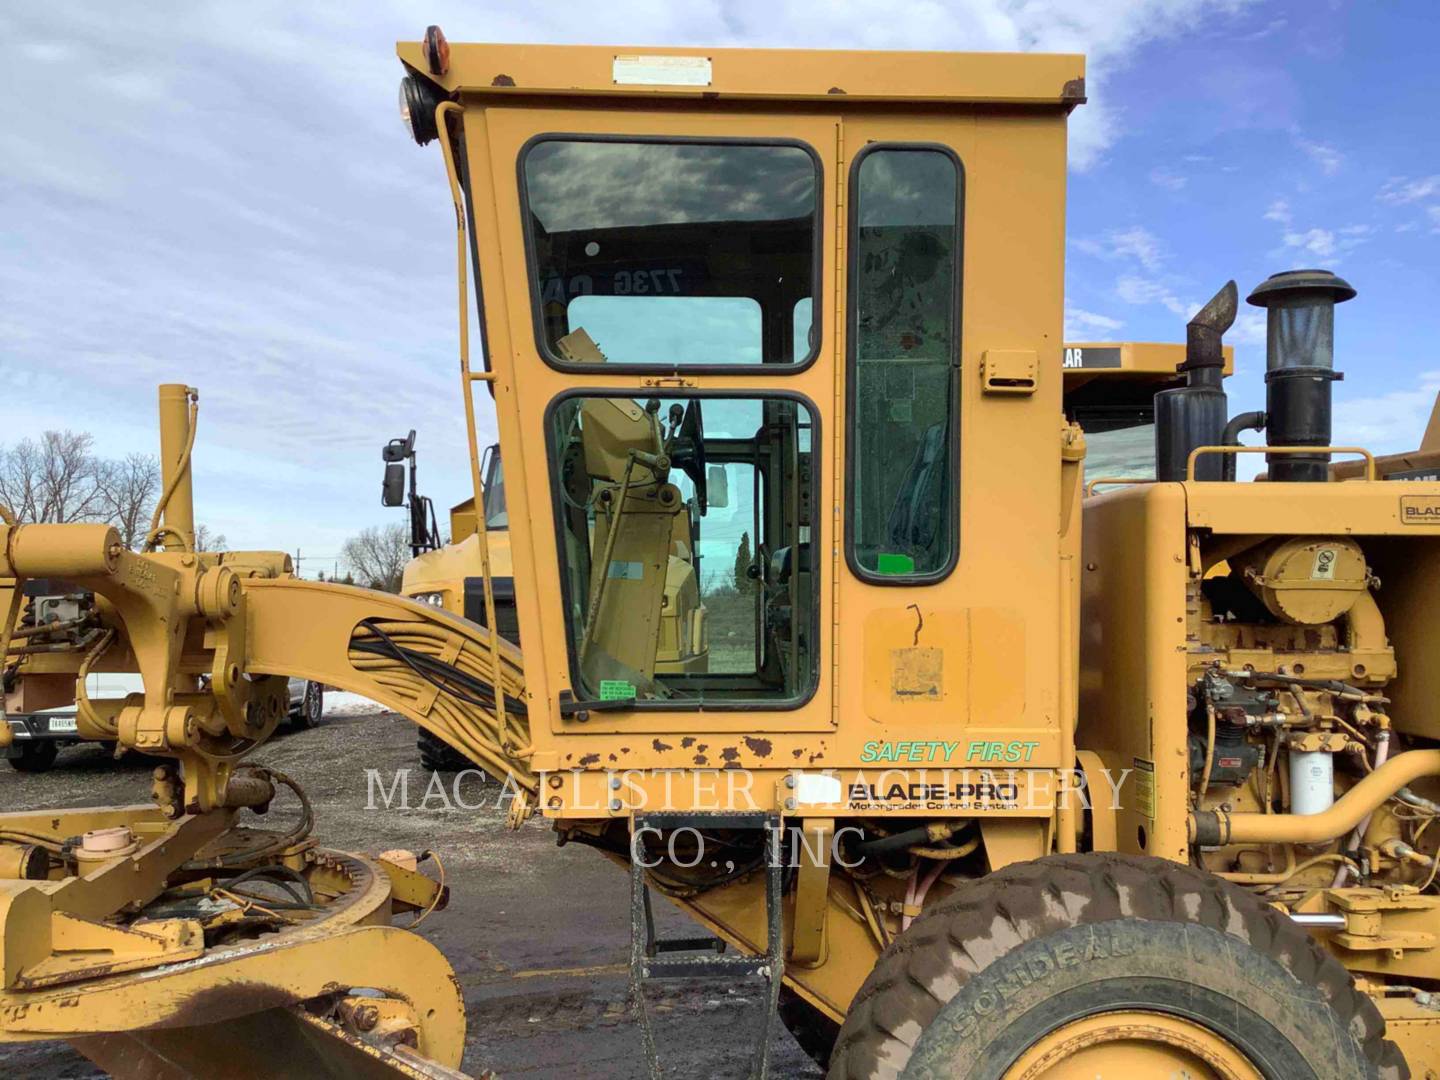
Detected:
[{"left": 48, "top": 716, "right": 78, "bottom": 733}]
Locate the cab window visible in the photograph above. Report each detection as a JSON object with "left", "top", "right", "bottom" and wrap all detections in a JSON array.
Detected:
[
  {"left": 549, "top": 394, "right": 816, "bottom": 707},
  {"left": 522, "top": 139, "right": 819, "bottom": 370},
  {"left": 846, "top": 145, "right": 962, "bottom": 581}
]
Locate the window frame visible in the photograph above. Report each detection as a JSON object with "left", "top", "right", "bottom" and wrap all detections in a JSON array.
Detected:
[
  {"left": 542, "top": 387, "right": 823, "bottom": 712},
  {"left": 843, "top": 140, "right": 965, "bottom": 586},
  {"left": 517, "top": 133, "right": 826, "bottom": 375}
]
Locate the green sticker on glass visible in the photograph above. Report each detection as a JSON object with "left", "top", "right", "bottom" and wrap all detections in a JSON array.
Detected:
[
  {"left": 599, "top": 680, "right": 637, "bottom": 701},
  {"left": 875, "top": 552, "right": 916, "bottom": 575}
]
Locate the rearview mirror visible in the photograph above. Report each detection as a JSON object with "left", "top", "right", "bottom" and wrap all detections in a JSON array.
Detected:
[
  {"left": 382, "top": 462, "right": 405, "bottom": 507},
  {"left": 707, "top": 465, "right": 729, "bottom": 509}
]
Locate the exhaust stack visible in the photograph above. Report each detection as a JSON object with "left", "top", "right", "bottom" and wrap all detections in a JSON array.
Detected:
[
  {"left": 1155, "top": 280, "right": 1237, "bottom": 482},
  {"left": 1246, "top": 269, "right": 1356, "bottom": 483}
]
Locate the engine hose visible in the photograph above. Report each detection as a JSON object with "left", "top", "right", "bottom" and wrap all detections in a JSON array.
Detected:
[
  {"left": 1220, "top": 411, "right": 1266, "bottom": 481},
  {"left": 1192, "top": 749, "right": 1440, "bottom": 846},
  {"left": 856, "top": 826, "right": 931, "bottom": 855}
]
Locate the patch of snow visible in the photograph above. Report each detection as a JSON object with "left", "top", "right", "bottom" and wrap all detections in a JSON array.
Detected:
[{"left": 323, "top": 691, "right": 387, "bottom": 717}]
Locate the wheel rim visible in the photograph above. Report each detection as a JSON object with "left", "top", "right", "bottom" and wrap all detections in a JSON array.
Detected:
[
  {"left": 306, "top": 683, "right": 321, "bottom": 721},
  {"left": 1003, "top": 1010, "right": 1264, "bottom": 1080}
]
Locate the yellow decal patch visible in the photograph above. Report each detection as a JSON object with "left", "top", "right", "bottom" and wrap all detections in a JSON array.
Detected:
[
  {"left": 891, "top": 646, "right": 943, "bottom": 702},
  {"left": 1400, "top": 495, "right": 1440, "bottom": 525}
]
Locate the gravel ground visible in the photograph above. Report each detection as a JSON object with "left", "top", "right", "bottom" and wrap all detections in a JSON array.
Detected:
[{"left": 0, "top": 711, "right": 823, "bottom": 1079}]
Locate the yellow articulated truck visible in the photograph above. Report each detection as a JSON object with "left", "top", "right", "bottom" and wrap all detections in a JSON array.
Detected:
[{"left": 4, "top": 28, "right": 1440, "bottom": 1079}]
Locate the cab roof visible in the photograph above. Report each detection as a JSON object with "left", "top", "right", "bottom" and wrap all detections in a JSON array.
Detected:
[{"left": 397, "top": 40, "right": 1085, "bottom": 108}]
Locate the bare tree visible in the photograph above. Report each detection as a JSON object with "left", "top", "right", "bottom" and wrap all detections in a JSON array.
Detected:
[
  {"left": 194, "top": 523, "right": 228, "bottom": 552},
  {"left": 341, "top": 523, "right": 410, "bottom": 592},
  {"left": 98, "top": 453, "right": 160, "bottom": 549},
  {"left": 0, "top": 431, "right": 110, "bottom": 524}
]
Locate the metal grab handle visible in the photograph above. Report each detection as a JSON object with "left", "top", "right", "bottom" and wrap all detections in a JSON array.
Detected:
[
  {"left": 1084, "top": 476, "right": 1154, "bottom": 497},
  {"left": 1186, "top": 444, "right": 1376, "bottom": 482}
]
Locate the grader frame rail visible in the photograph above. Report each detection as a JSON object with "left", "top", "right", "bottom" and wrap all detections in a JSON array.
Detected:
[{"left": 3, "top": 29, "right": 1440, "bottom": 1080}]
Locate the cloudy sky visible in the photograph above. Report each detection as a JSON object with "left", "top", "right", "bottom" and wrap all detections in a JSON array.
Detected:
[{"left": 3, "top": 2, "right": 1437, "bottom": 570}]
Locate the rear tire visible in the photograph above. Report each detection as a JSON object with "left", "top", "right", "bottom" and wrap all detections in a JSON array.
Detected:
[
  {"left": 8, "top": 740, "right": 60, "bottom": 773},
  {"left": 417, "top": 728, "right": 473, "bottom": 772},
  {"left": 828, "top": 853, "right": 1406, "bottom": 1080},
  {"left": 779, "top": 987, "right": 840, "bottom": 1068}
]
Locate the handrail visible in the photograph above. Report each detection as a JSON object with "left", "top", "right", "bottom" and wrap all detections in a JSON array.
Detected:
[
  {"left": 1186, "top": 445, "right": 1376, "bottom": 482},
  {"left": 1084, "top": 476, "right": 1154, "bottom": 497},
  {"left": 434, "top": 99, "right": 517, "bottom": 760}
]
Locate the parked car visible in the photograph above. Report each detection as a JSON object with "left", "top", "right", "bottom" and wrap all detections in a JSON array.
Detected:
[
  {"left": 5, "top": 677, "right": 322, "bottom": 773},
  {"left": 287, "top": 677, "right": 324, "bottom": 730}
]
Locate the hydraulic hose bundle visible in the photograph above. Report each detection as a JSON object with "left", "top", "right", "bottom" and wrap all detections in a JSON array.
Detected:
[{"left": 348, "top": 617, "right": 535, "bottom": 792}]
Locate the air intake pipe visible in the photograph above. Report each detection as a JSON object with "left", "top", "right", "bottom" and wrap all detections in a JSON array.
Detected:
[
  {"left": 1246, "top": 269, "right": 1356, "bottom": 482},
  {"left": 1155, "top": 280, "right": 1237, "bottom": 481}
]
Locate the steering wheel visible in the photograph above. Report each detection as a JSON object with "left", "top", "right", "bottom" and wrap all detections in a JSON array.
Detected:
[{"left": 674, "top": 399, "right": 707, "bottom": 513}]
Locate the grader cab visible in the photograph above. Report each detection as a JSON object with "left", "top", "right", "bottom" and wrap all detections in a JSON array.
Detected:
[{"left": 3, "top": 29, "right": 1440, "bottom": 1080}]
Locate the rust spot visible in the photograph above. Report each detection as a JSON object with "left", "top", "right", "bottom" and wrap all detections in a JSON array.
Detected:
[
  {"left": 721, "top": 747, "right": 740, "bottom": 763},
  {"left": 681, "top": 737, "right": 695, "bottom": 748},
  {"left": 492, "top": 73, "right": 516, "bottom": 87},
  {"left": 608, "top": 753, "right": 618, "bottom": 762},
  {"left": 827, "top": 86, "right": 846, "bottom": 95},
  {"left": 697, "top": 744, "right": 708, "bottom": 753},
  {"left": 652, "top": 739, "right": 673, "bottom": 752},
  {"left": 577, "top": 753, "right": 600, "bottom": 767},
  {"left": 808, "top": 753, "right": 823, "bottom": 764},
  {"left": 792, "top": 749, "right": 804, "bottom": 759},
  {"left": 722, "top": 760, "right": 742, "bottom": 770},
  {"left": 693, "top": 754, "right": 708, "bottom": 765},
  {"left": 620, "top": 746, "right": 631, "bottom": 754},
  {"left": 743, "top": 736, "right": 772, "bottom": 758}
]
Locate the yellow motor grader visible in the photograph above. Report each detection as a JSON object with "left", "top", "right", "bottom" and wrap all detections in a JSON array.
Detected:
[{"left": 5, "top": 29, "right": 1440, "bottom": 1080}]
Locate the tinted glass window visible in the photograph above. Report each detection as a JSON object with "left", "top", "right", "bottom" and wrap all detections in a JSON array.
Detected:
[
  {"left": 566, "top": 296, "right": 762, "bottom": 366},
  {"left": 524, "top": 140, "right": 818, "bottom": 368},
  {"left": 848, "top": 148, "right": 961, "bottom": 579},
  {"left": 550, "top": 394, "right": 816, "bottom": 706}
]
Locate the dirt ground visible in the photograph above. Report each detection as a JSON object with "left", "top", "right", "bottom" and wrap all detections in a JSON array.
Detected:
[{"left": 1, "top": 710, "right": 824, "bottom": 1079}]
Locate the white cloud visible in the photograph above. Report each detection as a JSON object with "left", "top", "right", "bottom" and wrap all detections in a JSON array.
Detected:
[
  {"left": 1110, "top": 226, "right": 1167, "bottom": 270},
  {"left": 1149, "top": 165, "right": 1187, "bottom": 191},
  {"left": 1076, "top": 225, "right": 1167, "bottom": 271},
  {"left": 1116, "top": 275, "right": 1195, "bottom": 317},
  {"left": 1264, "top": 199, "right": 1292, "bottom": 225},
  {"left": 1231, "top": 309, "right": 1267, "bottom": 347},
  {"left": 1065, "top": 307, "right": 1125, "bottom": 338},
  {"left": 1292, "top": 132, "right": 1343, "bottom": 175},
  {"left": 1283, "top": 228, "right": 1338, "bottom": 259},
  {"left": 1333, "top": 370, "right": 1440, "bottom": 456},
  {"left": 1277, "top": 223, "right": 1372, "bottom": 262},
  {"left": 1241, "top": 17, "right": 1287, "bottom": 41},
  {"left": 1378, "top": 175, "right": 1440, "bottom": 205}
]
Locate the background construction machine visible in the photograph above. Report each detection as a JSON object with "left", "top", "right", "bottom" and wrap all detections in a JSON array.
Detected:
[{"left": 4, "top": 29, "right": 1440, "bottom": 1080}]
